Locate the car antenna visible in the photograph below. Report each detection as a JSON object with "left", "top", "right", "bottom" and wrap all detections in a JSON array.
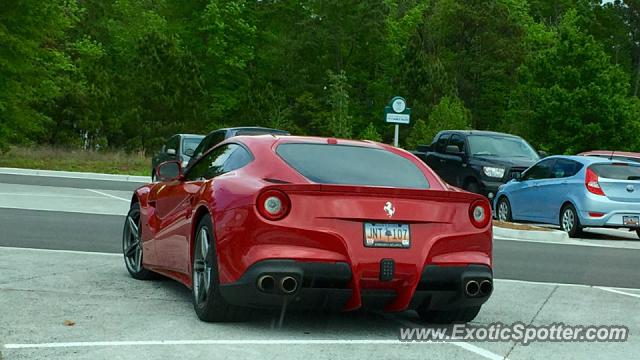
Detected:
[{"left": 609, "top": 150, "right": 614, "bottom": 160}]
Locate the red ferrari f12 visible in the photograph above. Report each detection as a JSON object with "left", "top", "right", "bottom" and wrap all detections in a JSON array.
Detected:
[{"left": 123, "top": 135, "right": 493, "bottom": 323}]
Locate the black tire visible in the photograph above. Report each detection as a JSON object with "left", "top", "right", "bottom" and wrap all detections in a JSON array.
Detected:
[
  {"left": 560, "top": 204, "right": 582, "bottom": 238},
  {"left": 496, "top": 196, "right": 512, "bottom": 222},
  {"left": 192, "top": 215, "right": 250, "bottom": 322},
  {"left": 417, "top": 306, "right": 481, "bottom": 324},
  {"left": 636, "top": 229, "right": 640, "bottom": 240},
  {"left": 123, "top": 203, "right": 155, "bottom": 280},
  {"left": 464, "top": 180, "right": 481, "bottom": 194}
]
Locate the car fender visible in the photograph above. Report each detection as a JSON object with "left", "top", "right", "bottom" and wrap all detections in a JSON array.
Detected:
[{"left": 561, "top": 194, "right": 583, "bottom": 223}]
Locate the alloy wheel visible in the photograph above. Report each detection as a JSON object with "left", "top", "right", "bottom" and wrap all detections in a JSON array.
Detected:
[
  {"left": 123, "top": 210, "right": 143, "bottom": 272},
  {"left": 193, "top": 227, "right": 212, "bottom": 306},
  {"left": 562, "top": 208, "right": 575, "bottom": 233},
  {"left": 498, "top": 201, "right": 509, "bottom": 221}
]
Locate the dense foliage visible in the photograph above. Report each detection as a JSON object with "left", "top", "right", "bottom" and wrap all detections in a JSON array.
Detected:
[{"left": 1, "top": 0, "right": 639, "bottom": 154}]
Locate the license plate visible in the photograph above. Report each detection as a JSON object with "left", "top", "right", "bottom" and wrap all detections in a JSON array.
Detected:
[
  {"left": 623, "top": 216, "right": 639, "bottom": 226},
  {"left": 363, "top": 223, "right": 410, "bottom": 248}
]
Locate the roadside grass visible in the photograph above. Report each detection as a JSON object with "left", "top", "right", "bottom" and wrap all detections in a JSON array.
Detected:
[{"left": 0, "top": 146, "right": 150, "bottom": 176}]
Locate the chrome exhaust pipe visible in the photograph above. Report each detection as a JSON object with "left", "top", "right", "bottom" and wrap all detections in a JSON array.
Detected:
[
  {"left": 480, "top": 280, "right": 493, "bottom": 296},
  {"left": 280, "top": 276, "right": 298, "bottom": 294},
  {"left": 257, "top": 275, "right": 275, "bottom": 292},
  {"left": 465, "top": 280, "right": 480, "bottom": 297}
]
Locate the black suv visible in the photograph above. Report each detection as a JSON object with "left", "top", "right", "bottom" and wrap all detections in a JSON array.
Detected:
[
  {"left": 151, "top": 134, "right": 204, "bottom": 181},
  {"left": 412, "top": 130, "right": 542, "bottom": 199}
]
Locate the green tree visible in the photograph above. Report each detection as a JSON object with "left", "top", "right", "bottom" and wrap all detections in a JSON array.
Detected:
[
  {"left": 507, "top": 10, "right": 640, "bottom": 154},
  {"left": 326, "top": 70, "right": 353, "bottom": 139},
  {"left": 405, "top": 95, "right": 471, "bottom": 149},
  {"left": 404, "top": 119, "right": 431, "bottom": 149},
  {"left": 0, "top": 0, "right": 78, "bottom": 151},
  {"left": 403, "top": 0, "right": 530, "bottom": 129},
  {"left": 359, "top": 122, "right": 383, "bottom": 142}
]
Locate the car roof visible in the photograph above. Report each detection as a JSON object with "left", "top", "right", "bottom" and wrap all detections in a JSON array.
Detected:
[
  {"left": 438, "top": 130, "right": 522, "bottom": 139},
  {"left": 179, "top": 134, "right": 205, "bottom": 138},
  {"left": 543, "top": 154, "right": 638, "bottom": 165},
  {"left": 578, "top": 150, "right": 640, "bottom": 159}
]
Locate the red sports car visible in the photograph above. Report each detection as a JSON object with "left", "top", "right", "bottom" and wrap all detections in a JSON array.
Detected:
[{"left": 123, "top": 135, "right": 493, "bottom": 323}]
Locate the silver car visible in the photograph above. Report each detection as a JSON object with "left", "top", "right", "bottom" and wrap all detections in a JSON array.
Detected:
[{"left": 494, "top": 155, "right": 640, "bottom": 238}]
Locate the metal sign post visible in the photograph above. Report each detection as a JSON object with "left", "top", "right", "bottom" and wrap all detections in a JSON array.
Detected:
[
  {"left": 384, "top": 96, "right": 411, "bottom": 147},
  {"left": 393, "top": 124, "right": 399, "bottom": 147}
]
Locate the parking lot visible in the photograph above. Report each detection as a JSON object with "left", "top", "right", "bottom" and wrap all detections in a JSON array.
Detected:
[{"left": 1, "top": 171, "right": 639, "bottom": 359}]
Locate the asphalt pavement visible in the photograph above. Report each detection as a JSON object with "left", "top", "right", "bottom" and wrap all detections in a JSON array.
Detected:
[
  {"left": 1, "top": 171, "right": 639, "bottom": 359},
  {"left": 0, "top": 181, "right": 638, "bottom": 288}
]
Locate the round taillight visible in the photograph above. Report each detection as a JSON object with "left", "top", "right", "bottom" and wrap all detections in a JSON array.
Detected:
[
  {"left": 257, "top": 190, "right": 290, "bottom": 220},
  {"left": 469, "top": 200, "right": 491, "bottom": 228}
]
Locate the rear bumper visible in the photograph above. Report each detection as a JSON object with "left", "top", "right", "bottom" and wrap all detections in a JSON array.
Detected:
[
  {"left": 578, "top": 210, "right": 640, "bottom": 228},
  {"left": 578, "top": 194, "right": 640, "bottom": 227},
  {"left": 218, "top": 259, "right": 492, "bottom": 312}
]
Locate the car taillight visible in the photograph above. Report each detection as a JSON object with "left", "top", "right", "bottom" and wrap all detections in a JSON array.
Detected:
[
  {"left": 585, "top": 168, "right": 605, "bottom": 196},
  {"left": 256, "top": 190, "right": 291, "bottom": 220},
  {"left": 469, "top": 200, "right": 491, "bottom": 228}
]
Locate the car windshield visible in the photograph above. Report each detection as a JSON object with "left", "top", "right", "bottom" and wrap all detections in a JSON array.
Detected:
[
  {"left": 182, "top": 137, "right": 203, "bottom": 157},
  {"left": 468, "top": 135, "right": 539, "bottom": 160},
  {"left": 277, "top": 143, "right": 429, "bottom": 189},
  {"left": 590, "top": 163, "right": 640, "bottom": 180}
]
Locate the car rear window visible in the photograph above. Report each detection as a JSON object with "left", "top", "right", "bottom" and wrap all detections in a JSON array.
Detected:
[
  {"left": 276, "top": 143, "right": 429, "bottom": 189},
  {"left": 590, "top": 163, "right": 640, "bottom": 180}
]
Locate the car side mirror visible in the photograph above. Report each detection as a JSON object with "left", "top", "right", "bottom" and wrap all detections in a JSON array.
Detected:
[
  {"left": 512, "top": 172, "right": 522, "bottom": 181},
  {"left": 445, "top": 145, "right": 466, "bottom": 161},
  {"left": 156, "top": 161, "right": 183, "bottom": 182},
  {"left": 166, "top": 148, "right": 176, "bottom": 155},
  {"left": 184, "top": 148, "right": 195, "bottom": 157}
]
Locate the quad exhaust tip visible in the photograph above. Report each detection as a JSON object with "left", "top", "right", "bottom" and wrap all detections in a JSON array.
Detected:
[
  {"left": 465, "top": 280, "right": 480, "bottom": 297},
  {"left": 280, "top": 276, "right": 298, "bottom": 294},
  {"left": 480, "top": 280, "right": 493, "bottom": 295},
  {"left": 257, "top": 275, "right": 275, "bottom": 292}
]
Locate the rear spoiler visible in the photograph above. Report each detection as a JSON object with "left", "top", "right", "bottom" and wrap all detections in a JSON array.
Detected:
[{"left": 262, "top": 183, "right": 486, "bottom": 203}]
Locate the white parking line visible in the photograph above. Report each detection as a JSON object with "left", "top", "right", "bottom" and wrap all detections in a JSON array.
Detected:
[
  {"left": 4, "top": 339, "right": 448, "bottom": 349},
  {"left": 494, "top": 236, "right": 637, "bottom": 249},
  {"left": 496, "top": 278, "right": 640, "bottom": 294},
  {"left": 494, "top": 278, "right": 588, "bottom": 288},
  {"left": 0, "top": 193, "right": 105, "bottom": 199},
  {"left": 85, "top": 189, "right": 131, "bottom": 202},
  {"left": 0, "top": 246, "right": 120, "bottom": 257},
  {"left": 594, "top": 287, "right": 640, "bottom": 299},
  {"left": 386, "top": 315, "right": 508, "bottom": 360}
]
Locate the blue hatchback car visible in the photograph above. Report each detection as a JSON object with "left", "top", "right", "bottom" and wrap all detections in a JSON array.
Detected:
[{"left": 494, "top": 155, "right": 640, "bottom": 238}]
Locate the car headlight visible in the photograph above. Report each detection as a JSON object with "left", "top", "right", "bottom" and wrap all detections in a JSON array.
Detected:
[{"left": 483, "top": 166, "right": 505, "bottom": 178}]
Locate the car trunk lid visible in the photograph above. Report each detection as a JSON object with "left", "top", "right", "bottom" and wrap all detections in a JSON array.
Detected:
[{"left": 590, "top": 163, "right": 640, "bottom": 202}]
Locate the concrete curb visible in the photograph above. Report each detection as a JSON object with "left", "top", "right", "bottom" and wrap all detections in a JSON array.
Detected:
[
  {"left": 0, "top": 167, "right": 149, "bottom": 183},
  {"left": 493, "top": 225, "right": 569, "bottom": 241}
]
